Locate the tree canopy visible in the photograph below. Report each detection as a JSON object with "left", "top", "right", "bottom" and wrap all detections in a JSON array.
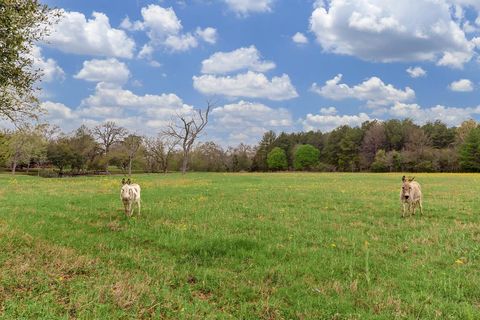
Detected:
[{"left": 0, "top": 0, "right": 58, "bottom": 123}]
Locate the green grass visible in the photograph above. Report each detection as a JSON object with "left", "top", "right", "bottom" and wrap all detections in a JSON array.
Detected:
[{"left": 1, "top": 172, "right": 480, "bottom": 319}]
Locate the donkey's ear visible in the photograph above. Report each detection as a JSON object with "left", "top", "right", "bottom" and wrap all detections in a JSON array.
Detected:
[
  {"left": 402, "top": 175, "right": 406, "bottom": 182},
  {"left": 127, "top": 178, "right": 131, "bottom": 185},
  {"left": 121, "top": 178, "right": 126, "bottom": 185},
  {"left": 410, "top": 177, "right": 415, "bottom": 181}
]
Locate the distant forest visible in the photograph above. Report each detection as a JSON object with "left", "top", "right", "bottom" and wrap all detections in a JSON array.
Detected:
[{"left": 2, "top": 118, "right": 480, "bottom": 176}]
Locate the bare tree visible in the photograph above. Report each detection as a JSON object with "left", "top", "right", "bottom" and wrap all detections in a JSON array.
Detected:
[
  {"left": 145, "top": 133, "right": 179, "bottom": 173},
  {"left": 164, "top": 102, "right": 212, "bottom": 174},
  {"left": 122, "top": 134, "right": 143, "bottom": 177},
  {"left": 93, "top": 121, "right": 127, "bottom": 171},
  {"left": 360, "top": 121, "right": 386, "bottom": 169}
]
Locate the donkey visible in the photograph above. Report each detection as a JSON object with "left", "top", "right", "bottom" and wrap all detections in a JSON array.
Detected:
[
  {"left": 120, "top": 178, "right": 141, "bottom": 217},
  {"left": 400, "top": 176, "right": 423, "bottom": 218}
]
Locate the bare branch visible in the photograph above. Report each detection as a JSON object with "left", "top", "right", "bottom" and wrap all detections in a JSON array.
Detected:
[{"left": 162, "top": 101, "right": 214, "bottom": 174}]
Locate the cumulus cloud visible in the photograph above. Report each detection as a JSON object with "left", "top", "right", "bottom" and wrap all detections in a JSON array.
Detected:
[
  {"left": 42, "top": 101, "right": 77, "bottom": 120},
  {"left": 449, "top": 78, "right": 474, "bottom": 91},
  {"left": 80, "top": 82, "right": 192, "bottom": 117},
  {"left": 45, "top": 10, "right": 135, "bottom": 58},
  {"left": 211, "top": 100, "right": 292, "bottom": 144},
  {"left": 122, "top": 5, "right": 216, "bottom": 53},
  {"left": 193, "top": 71, "right": 298, "bottom": 101},
  {"left": 224, "top": 0, "right": 274, "bottom": 16},
  {"left": 292, "top": 32, "right": 309, "bottom": 44},
  {"left": 31, "top": 45, "right": 65, "bottom": 82},
  {"left": 311, "top": 74, "right": 415, "bottom": 108},
  {"left": 388, "top": 102, "right": 480, "bottom": 126},
  {"left": 164, "top": 33, "right": 198, "bottom": 52},
  {"left": 40, "top": 83, "right": 195, "bottom": 134},
  {"left": 309, "top": 0, "right": 477, "bottom": 68},
  {"left": 406, "top": 66, "right": 427, "bottom": 78},
  {"left": 302, "top": 111, "right": 372, "bottom": 132},
  {"left": 74, "top": 58, "right": 130, "bottom": 84},
  {"left": 201, "top": 46, "right": 275, "bottom": 74},
  {"left": 196, "top": 27, "right": 218, "bottom": 44}
]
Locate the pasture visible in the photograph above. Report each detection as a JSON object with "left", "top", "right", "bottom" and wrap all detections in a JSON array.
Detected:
[{"left": 1, "top": 173, "right": 480, "bottom": 319}]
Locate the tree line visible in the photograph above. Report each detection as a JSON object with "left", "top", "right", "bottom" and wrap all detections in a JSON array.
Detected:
[
  {"left": 253, "top": 119, "right": 480, "bottom": 173},
  {"left": 2, "top": 118, "right": 480, "bottom": 175}
]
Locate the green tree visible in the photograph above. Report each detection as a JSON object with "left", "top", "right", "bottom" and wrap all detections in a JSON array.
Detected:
[
  {"left": 293, "top": 144, "right": 319, "bottom": 171},
  {"left": 370, "top": 150, "right": 388, "bottom": 172},
  {"left": 384, "top": 119, "right": 416, "bottom": 151},
  {"left": 47, "top": 137, "right": 74, "bottom": 176},
  {"left": 459, "top": 127, "right": 480, "bottom": 172},
  {"left": 4, "top": 125, "right": 47, "bottom": 174},
  {"left": 422, "top": 120, "right": 455, "bottom": 149},
  {"left": 252, "top": 130, "right": 276, "bottom": 171},
  {"left": 455, "top": 119, "right": 477, "bottom": 147},
  {"left": 267, "top": 147, "right": 287, "bottom": 171},
  {"left": 337, "top": 127, "right": 363, "bottom": 171},
  {"left": 0, "top": 1, "right": 59, "bottom": 122},
  {"left": 69, "top": 126, "right": 100, "bottom": 173}
]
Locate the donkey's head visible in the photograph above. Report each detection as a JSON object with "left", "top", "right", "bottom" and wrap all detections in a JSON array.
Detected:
[{"left": 401, "top": 176, "right": 415, "bottom": 200}]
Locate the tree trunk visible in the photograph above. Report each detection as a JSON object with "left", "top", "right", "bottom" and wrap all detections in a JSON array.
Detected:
[
  {"left": 128, "top": 158, "right": 132, "bottom": 177},
  {"left": 104, "top": 147, "right": 109, "bottom": 173},
  {"left": 11, "top": 159, "right": 17, "bottom": 175},
  {"left": 162, "top": 160, "right": 168, "bottom": 174},
  {"left": 181, "top": 151, "right": 188, "bottom": 174}
]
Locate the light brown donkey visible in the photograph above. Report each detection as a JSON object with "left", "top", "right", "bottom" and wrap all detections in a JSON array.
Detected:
[{"left": 400, "top": 176, "right": 423, "bottom": 218}]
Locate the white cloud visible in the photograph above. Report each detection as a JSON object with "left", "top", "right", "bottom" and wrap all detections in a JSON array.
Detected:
[
  {"left": 138, "top": 44, "right": 154, "bottom": 59},
  {"left": 149, "top": 61, "right": 162, "bottom": 68},
  {"left": 224, "top": 0, "right": 274, "bottom": 16},
  {"left": 74, "top": 58, "right": 130, "bottom": 84},
  {"left": 302, "top": 112, "right": 372, "bottom": 132},
  {"left": 389, "top": 102, "right": 480, "bottom": 126},
  {"left": 406, "top": 66, "right": 427, "bottom": 78},
  {"left": 45, "top": 10, "right": 135, "bottom": 58},
  {"left": 164, "top": 33, "right": 198, "bottom": 52},
  {"left": 123, "top": 5, "right": 215, "bottom": 52},
  {"left": 201, "top": 46, "right": 275, "bottom": 74},
  {"left": 42, "top": 101, "right": 77, "bottom": 120},
  {"left": 449, "top": 78, "right": 474, "bottom": 91},
  {"left": 41, "top": 84, "right": 195, "bottom": 134},
  {"left": 319, "top": 107, "right": 338, "bottom": 115},
  {"left": 31, "top": 45, "right": 65, "bottom": 82},
  {"left": 311, "top": 74, "right": 415, "bottom": 108},
  {"left": 139, "top": 5, "right": 183, "bottom": 38},
  {"left": 196, "top": 27, "right": 218, "bottom": 44},
  {"left": 193, "top": 71, "right": 298, "bottom": 101},
  {"left": 292, "top": 32, "right": 309, "bottom": 44},
  {"left": 80, "top": 82, "right": 192, "bottom": 116},
  {"left": 309, "top": 0, "right": 476, "bottom": 68},
  {"left": 472, "top": 37, "right": 480, "bottom": 49},
  {"left": 211, "top": 100, "right": 292, "bottom": 144},
  {"left": 119, "top": 16, "right": 144, "bottom": 31}
]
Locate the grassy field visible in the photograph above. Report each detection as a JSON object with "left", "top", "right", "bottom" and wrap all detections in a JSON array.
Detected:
[{"left": 1, "top": 173, "right": 480, "bottom": 319}]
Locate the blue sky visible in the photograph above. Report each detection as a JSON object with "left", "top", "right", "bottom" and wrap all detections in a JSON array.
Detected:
[{"left": 31, "top": 0, "right": 480, "bottom": 145}]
